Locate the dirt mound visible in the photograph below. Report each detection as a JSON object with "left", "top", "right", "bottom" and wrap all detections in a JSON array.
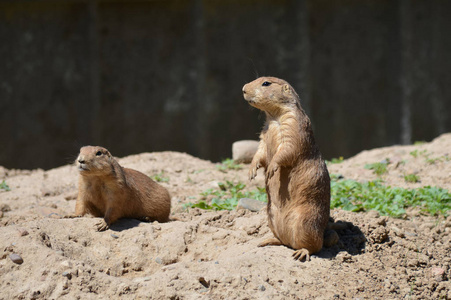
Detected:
[{"left": 1, "top": 135, "right": 451, "bottom": 299}]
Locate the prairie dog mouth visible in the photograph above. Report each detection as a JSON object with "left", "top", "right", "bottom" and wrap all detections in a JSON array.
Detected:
[
  {"left": 78, "top": 164, "right": 89, "bottom": 172},
  {"left": 243, "top": 93, "right": 256, "bottom": 103}
]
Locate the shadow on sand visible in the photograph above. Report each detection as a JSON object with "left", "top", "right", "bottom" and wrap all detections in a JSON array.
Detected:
[{"left": 316, "top": 217, "right": 366, "bottom": 259}]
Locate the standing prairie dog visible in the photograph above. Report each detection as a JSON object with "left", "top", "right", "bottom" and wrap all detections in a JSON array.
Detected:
[
  {"left": 75, "top": 146, "right": 171, "bottom": 231},
  {"left": 243, "top": 77, "right": 330, "bottom": 261}
]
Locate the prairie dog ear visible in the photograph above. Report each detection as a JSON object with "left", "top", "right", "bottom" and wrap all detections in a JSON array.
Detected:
[
  {"left": 283, "top": 84, "right": 291, "bottom": 93},
  {"left": 282, "top": 84, "right": 293, "bottom": 100}
]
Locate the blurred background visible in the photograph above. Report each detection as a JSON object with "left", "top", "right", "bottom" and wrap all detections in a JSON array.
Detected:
[{"left": 1, "top": 0, "right": 450, "bottom": 170}]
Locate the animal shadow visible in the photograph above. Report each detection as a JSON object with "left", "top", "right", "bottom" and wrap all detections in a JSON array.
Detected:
[
  {"left": 109, "top": 215, "right": 178, "bottom": 232},
  {"left": 316, "top": 217, "right": 366, "bottom": 259},
  {"left": 109, "top": 218, "right": 146, "bottom": 232}
]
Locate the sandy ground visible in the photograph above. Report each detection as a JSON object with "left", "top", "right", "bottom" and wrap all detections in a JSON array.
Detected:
[{"left": 1, "top": 133, "right": 451, "bottom": 299}]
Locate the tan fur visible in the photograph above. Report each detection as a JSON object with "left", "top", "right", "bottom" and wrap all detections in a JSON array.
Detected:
[
  {"left": 75, "top": 146, "right": 171, "bottom": 231},
  {"left": 243, "top": 77, "right": 330, "bottom": 261}
]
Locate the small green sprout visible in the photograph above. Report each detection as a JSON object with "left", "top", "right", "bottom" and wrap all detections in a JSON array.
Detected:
[
  {"left": 364, "top": 159, "right": 390, "bottom": 176},
  {"left": 0, "top": 180, "right": 10, "bottom": 191},
  {"left": 185, "top": 181, "right": 266, "bottom": 211},
  {"left": 217, "top": 158, "right": 243, "bottom": 172},
  {"left": 327, "top": 157, "right": 344, "bottom": 164},
  {"left": 404, "top": 174, "right": 420, "bottom": 183},
  {"left": 151, "top": 172, "right": 170, "bottom": 183}
]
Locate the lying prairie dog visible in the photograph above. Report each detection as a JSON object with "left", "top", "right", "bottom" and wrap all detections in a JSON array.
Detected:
[{"left": 75, "top": 145, "right": 171, "bottom": 231}]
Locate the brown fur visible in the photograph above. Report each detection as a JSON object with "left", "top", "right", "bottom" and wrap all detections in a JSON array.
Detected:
[
  {"left": 75, "top": 146, "right": 171, "bottom": 231},
  {"left": 243, "top": 77, "right": 330, "bottom": 261}
]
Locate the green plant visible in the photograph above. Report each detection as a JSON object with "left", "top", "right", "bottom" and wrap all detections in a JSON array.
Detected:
[
  {"left": 425, "top": 154, "right": 451, "bottom": 164},
  {"left": 425, "top": 157, "right": 440, "bottom": 164},
  {"left": 409, "top": 149, "right": 450, "bottom": 164},
  {"left": 404, "top": 174, "right": 420, "bottom": 183},
  {"left": 331, "top": 176, "right": 451, "bottom": 217},
  {"left": 185, "top": 181, "right": 267, "bottom": 211},
  {"left": 186, "top": 175, "right": 451, "bottom": 217},
  {"left": 409, "top": 149, "right": 427, "bottom": 158},
  {"left": 151, "top": 172, "right": 169, "bottom": 183},
  {"left": 0, "top": 180, "right": 10, "bottom": 191},
  {"left": 364, "top": 160, "right": 389, "bottom": 176},
  {"left": 327, "top": 157, "right": 344, "bottom": 164},
  {"left": 217, "top": 159, "right": 243, "bottom": 172}
]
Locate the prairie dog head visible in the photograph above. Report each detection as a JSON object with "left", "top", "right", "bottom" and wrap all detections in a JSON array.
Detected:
[
  {"left": 242, "top": 77, "right": 300, "bottom": 113},
  {"left": 76, "top": 146, "right": 114, "bottom": 176}
]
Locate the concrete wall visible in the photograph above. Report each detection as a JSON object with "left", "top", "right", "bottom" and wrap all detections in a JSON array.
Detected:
[{"left": 1, "top": 0, "right": 450, "bottom": 169}]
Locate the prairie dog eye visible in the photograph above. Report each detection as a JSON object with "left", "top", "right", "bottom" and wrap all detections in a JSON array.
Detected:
[
  {"left": 96, "top": 151, "right": 102, "bottom": 156},
  {"left": 262, "top": 81, "right": 272, "bottom": 87}
]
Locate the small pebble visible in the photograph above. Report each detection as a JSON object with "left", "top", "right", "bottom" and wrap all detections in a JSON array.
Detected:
[
  {"left": 17, "top": 228, "right": 29, "bottom": 237},
  {"left": 61, "top": 260, "right": 73, "bottom": 268},
  {"left": 9, "top": 253, "right": 24, "bottom": 264},
  {"left": 35, "top": 207, "right": 62, "bottom": 219},
  {"left": 111, "top": 234, "right": 119, "bottom": 239},
  {"left": 206, "top": 181, "right": 220, "bottom": 190},
  {"left": 391, "top": 226, "right": 405, "bottom": 238},
  {"left": 236, "top": 198, "right": 266, "bottom": 212},
  {"left": 377, "top": 216, "right": 388, "bottom": 226},
  {"left": 41, "top": 188, "right": 52, "bottom": 197},
  {"left": 258, "top": 285, "right": 266, "bottom": 291},
  {"left": 155, "top": 257, "right": 163, "bottom": 264},
  {"left": 0, "top": 204, "right": 11, "bottom": 212},
  {"left": 431, "top": 267, "right": 445, "bottom": 277},
  {"left": 64, "top": 193, "right": 78, "bottom": 201},
  {"left": 407, "top": 259, "right": 419, "bottom": 267},
  {"left": 367, "top": 210, "right": 380, "bottom": 219},
  {"left": 62, "top": 279, "right": 69, "bottom": 289},
  {"left": 337, "top": 252, "right": 353, "bottom": 262},
  {"left": 134, "top": 276, "right": 152, "bottom": 283},
  {"left": 232, "top": 140, "right": 259, "bottom": 163},
  {"left": 62, "top": 271, "right": 72, "bottom": 280},
  {"left": 199, "top": 277, "right": 210, "bottom": 288}
]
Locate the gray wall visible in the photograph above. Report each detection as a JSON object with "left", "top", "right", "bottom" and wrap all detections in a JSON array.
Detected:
[{"left": 1, "top": 0, "right": 450, "bottom": 170}]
